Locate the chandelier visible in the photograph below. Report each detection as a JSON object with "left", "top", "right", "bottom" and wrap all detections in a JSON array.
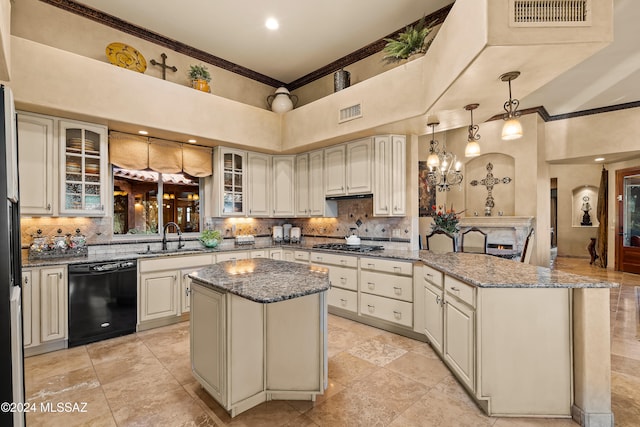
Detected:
[{"left": 425, "top": 116, "right": 463, "bottom": 192}]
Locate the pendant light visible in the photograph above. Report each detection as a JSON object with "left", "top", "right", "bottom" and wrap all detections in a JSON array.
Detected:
[
  {"left": 464, "top": 103, "right": 481, "bottom": 157},
  {"left": 426, "top": 115, "right": 441, "bottom": 169},
  {"left": 500, "top": 71, "right": 523, "bottom": 140}
]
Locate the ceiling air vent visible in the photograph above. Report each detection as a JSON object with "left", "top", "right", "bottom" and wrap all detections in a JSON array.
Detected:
[
  {"left": 510, "top": 0, "right": 591, "bottom": 27},
  {"left": 338, "top": 103, "right": 362, "bottom": 123}
]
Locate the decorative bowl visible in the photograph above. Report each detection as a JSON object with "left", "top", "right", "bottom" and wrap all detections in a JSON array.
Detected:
[{"left": 199, "top": 238, "right": 220, "bottom": 248}]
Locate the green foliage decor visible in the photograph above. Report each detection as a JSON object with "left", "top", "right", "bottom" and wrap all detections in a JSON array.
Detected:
[
  {"left": 199, "top": 229, "right": 222, "bottom": 248},
  {"left": 382, "top": 16, "right": 436, "bottom": 64},
  {"left": 431, "top": 204, "right": 463, "bottom": 235},
  {"left": 188, "top": 64, "right": 211, "bottom": 82}
]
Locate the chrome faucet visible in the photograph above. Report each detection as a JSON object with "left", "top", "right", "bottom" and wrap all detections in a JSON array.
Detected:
[{"left": 162, "top": 222, "right": 184, "bottom": 251}]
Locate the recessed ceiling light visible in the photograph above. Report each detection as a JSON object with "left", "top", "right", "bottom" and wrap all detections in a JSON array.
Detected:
[
  {"left": 188, "top": 139, "right": 197, "bottom": 143},
  {"left": 595, "top": 157, "right": 605, "bottom": 162},
  {"left": 265, "top": 17, "right": 279, "bottom": 30},
  {"left": 138, "top": 130, "right": 148, "bottom": 135}
]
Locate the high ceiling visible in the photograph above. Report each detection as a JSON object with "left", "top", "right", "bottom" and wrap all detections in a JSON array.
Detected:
[{"left": 72, "top": 0, "right": 640, "bottom": 117}]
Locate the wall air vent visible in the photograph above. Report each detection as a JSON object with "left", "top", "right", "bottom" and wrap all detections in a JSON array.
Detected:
[
  {"left": 510, "top": 0, "right": 591, "bottom": 27},
  {"left": 338, "top": 103, "right": 362, "bottom": 123}
]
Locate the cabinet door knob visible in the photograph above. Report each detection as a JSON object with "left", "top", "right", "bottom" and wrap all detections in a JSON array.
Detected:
[
  {"left": 58, "top": 272, "right": 62, "bottom": 279},
  {"left": 47, "top": 203, "right": 51, "bottom": 211},
  {"left": 393, "top": 310, "right": 402, "bottom": 319},
  {"left": 23, "top": 277, "right": 28, "bottom": 285},
  {"left": 393, "top": 286, "right": 402, "bottom": 295},
  {"left": 436, "top": 295, "right": 441, "bottom": 305},
  {"left": 451, "top": 286, "right": 460, "bottom": 292},
  {"left": 367, "top": 282, "right": 375, "bottom": 290},
  {"left": 367, "top": 304, "right": 375, "bottom": 313}
]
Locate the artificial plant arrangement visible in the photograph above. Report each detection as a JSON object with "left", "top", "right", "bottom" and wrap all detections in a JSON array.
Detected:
[
  {"left": 188, "top": 64, "right": 212, "bottom": 92},
  {"left": 382, "top": 16, "right": 436, "bottom": 63},
  {"left": 431, "top": 204, "right": 464, "bottom": 235},
  {"left": 199, "top": 229, "right": 222, "bottom": 248}
]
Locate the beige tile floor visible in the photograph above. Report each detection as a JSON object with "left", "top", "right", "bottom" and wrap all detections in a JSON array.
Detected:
[{"left": 23, "top": 257, "right": 640, "bottom": 426}]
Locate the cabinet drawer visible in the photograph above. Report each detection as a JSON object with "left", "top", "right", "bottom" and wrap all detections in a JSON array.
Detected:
[
  {"left": 250, "top": 249, "right": 268, "bottom": 258},
  {"left": 215, "top": 252, "right": 249, "bottom": 262},
  {"left": 445, "top": 276, "right": 475, "bottom": 307},
  {"left": 310, "top": 252, "right": 358, "bottom": 268},
  {"left": 139, "top": 253, "right": 214, "bottom": 273},
  {"left": 360, "top": 270, "right": 412, "bottom": 302},
  {"left": 328, "top": 287, "right": 357, "bottom": 313},
  {"left": 294, "top": 250, "right": 309, "bottom": 262},
  {"left": 360, "top": 257, "right": 413, "bottom": 276},
  {"left": 423, "top": 265, "right": 443, "bottom": 288},
  {"left": 328, "top": 266, "right": 358, "bottom": 291},
  {"left": 360, "top": 293, "right": 412, "bottom": 328}
]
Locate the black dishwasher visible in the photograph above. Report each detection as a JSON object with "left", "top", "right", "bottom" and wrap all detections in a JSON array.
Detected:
[{"left": 68, "top": 260, "right": 137, "bottom": 347}]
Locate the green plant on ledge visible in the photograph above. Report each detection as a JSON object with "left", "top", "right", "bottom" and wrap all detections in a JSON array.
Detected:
[
  {"left": 188, "top": 64, "right": 211, "bottom": 82},
  {"left": 199, "top": 229, "right": 222, "bottom": 248},
  {"left": 382, "top": 16, "right": 436, "bottom": 64}
]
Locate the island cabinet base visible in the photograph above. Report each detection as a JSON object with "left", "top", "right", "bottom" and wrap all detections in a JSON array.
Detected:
[{"left": 190, "top": 281, "right": 327, "bottom": 417}]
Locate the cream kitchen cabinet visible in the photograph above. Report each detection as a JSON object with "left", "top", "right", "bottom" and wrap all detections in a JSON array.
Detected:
[
  {"left": 443, "top": 276, "right": 476, "bottom": 391},
  {"left": 216, "top": 251, "right": 249, "bottom": 262},
  {"left": 138, "top": 254, "right": 214, "bottom": 329},
  {"left": 373, "top": 135, "right": 406, "bottom": 216},
  {"left": 268, "top": 248, "right": 282, "bottom": 260},
  {"left": 247, "top": 151, "right": 270, "bottom": 217},
  {"left": 283, "top": 249, "right": 309, "bottom": 264},
  {"left": 311, "top": 251, "right": 358, "bottom": 313},
  {"left": 272, "top": 155, "right": 295, "bottom": 216},
  {"left": 213, "top": 147, "right": 247, "bottom": 216},
  {"left": 324, "top": 138, "right": 372, "bottom": 197},
  {"left": 418, "top": 265, "right": 444, "bottom": 355},
  {"left": 59, "top": 119, "right": 108, "bottom": 216},
  {"left": 17, "top": 112, "right": 55, "bottom": 215},
  {"left": 359, "top": 257, "right": 414, "bottom": 328},
  {"left": 22, "top": 266, "right": 68, "bottom": 356},
  {"left": 296, "top": 150, "right": 336, "bottom": 217}
]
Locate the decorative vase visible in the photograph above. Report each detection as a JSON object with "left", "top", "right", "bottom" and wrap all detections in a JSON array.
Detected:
[
  {"left": 266, "top": 87, "right": 298, "bottom": 113},
  {"left": 191, "top": 79, "right": 210, "bottom": 93}
]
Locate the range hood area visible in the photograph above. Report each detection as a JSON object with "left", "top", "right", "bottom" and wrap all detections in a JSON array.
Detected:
[
  {"left": 325, "top": 193, "right": 372, "bottom": 201},
  {"left": 3, "top": 0, "right": 613, "bottom": 154}
]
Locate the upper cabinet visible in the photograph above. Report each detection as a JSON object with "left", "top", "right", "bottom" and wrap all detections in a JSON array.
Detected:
[
  {"left": 272, "top": 155, "right": 295, "bottom": 217},
  {"left": 373, "top": 135, "right": 406, "bottom": 217},
  {"left": 247, "top": 152, "right": 271, "bottom": 217},
  {"left": 325, "top": 138, "right": 372, "bottom": 197},
  {"left": 212, "top": 147, "right": 247, "bottom": 217},
  {"left": 17, "top": 112, "right": 55, "bottom": 215},
  {"left": 17, "top": 113, "right": 107, "bottom": 217},
  {"left": 59, "top": 120, "right": 108, "bottom": 216}
]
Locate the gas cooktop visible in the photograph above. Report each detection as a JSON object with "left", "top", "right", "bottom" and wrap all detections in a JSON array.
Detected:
[{"left": 312, "top": 243, "right": 384, "bottom": 253}]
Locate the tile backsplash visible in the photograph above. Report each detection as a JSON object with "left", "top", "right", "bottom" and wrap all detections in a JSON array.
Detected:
[{"left": 21, "top": 198, "right": 412, "bottom": 247}]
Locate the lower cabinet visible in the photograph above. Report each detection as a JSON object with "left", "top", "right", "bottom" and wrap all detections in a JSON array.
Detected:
[
  {"left": 421, "top": 265, "right": 444, "bottom": 355},
  {"left": 190, "top": 281, "right": 326, "bottom": 417},
  {"left": 311, "top": 252, "right": 358, "bottom": 314},
  {"left": 360, "top": 257, "right": 414, "bottom": 328},
  {"left": 22, "top": 266, "right": 68, "bottom": 356},
  {"left": 138, "top": 254, "right": 214, "bottom": 330},
  {"left": 443, "top": 288, "right": 475, "bottom": 390}
]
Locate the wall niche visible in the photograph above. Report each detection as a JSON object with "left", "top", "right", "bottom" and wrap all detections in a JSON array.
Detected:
[{"left": 571, "top": 185, "right": 599, "bottom": 227}]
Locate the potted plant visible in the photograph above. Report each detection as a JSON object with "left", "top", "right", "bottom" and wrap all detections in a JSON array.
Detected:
[
  {"left": 382, "top": 16, "right": 436, "bottom": 64},
  {"left": 188, "top": 64, "right": 211, "bottom": 93},
  {"left": 199, "top": 229, "right": 222, "bottom": 248}
]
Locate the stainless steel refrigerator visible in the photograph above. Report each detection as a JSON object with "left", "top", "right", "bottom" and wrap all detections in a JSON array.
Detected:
[{"left": 0, "top": 84, "right": 25, "bottom": 427}]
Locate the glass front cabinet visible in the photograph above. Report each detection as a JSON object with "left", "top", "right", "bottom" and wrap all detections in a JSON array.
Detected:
[
  {"left": 59, "top": 120, "right": 108, "bottom": 216},
  {"left": 213, "top": 147, "right": 247, "bottom": 216}
]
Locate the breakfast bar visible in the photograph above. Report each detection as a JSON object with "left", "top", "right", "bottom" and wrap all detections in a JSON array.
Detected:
[
  {"left": 416, "top": 252, "right": 617, "bottom": 426},
  {"left": 188, "top": 258, "right": 330, "bottom": 417}
]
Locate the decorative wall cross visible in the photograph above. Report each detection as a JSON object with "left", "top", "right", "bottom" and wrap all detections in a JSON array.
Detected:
[
  {"left": 470, "top": 162, "right": 512, "bottom": 215},
  {"left": 150, "top": 53, "right": 177, "bottom": 80}
]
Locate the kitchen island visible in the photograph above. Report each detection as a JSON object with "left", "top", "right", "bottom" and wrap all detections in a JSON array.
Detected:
[
  {"left": 416, "top": 252, "right": 617, "bottom": 427},
  {"left": 188, "top": 258, "right": 330, "bottom": 417}
]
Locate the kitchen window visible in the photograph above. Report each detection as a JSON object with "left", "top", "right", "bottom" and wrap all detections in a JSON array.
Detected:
[{"left": 113, "top": 167, "right": 201, "bottom": 235}]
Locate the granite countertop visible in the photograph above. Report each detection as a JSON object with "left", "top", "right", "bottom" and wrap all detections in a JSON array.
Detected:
[
  {"left": 419, "top": 251, "right": 619, "bottom": 289},
  {"left": 189, "top": 258, "right": 330, "bottom": 303}
]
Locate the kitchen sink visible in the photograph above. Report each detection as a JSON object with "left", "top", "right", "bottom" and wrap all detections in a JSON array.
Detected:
[{"left": 136, "top": 247, "right": 208, "bottom": 255}]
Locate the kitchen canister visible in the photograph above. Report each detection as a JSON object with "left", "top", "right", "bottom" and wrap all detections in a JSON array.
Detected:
[
  {"left": 272, "top": 225, "right": 283, "bottom": 243},
  {"left": 334, "top": 69, "right": 350, "bottom": 92},
  {"left": 283, "top": 223, "right": 292, "bottom": 242}
]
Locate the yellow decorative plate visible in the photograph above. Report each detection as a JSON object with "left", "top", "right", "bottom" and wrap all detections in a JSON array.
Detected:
[{"left": 106, "top": 42, "right": 147, "bottom": 73}]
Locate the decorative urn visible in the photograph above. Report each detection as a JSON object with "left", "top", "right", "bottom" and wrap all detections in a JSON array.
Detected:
[{"left": 267, "top": 87, "right": 298, "bottom": 113}]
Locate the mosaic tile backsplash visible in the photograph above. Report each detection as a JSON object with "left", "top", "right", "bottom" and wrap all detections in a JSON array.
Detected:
[{"left": 21, "top": 198, "right": 412, "bottom": 247}]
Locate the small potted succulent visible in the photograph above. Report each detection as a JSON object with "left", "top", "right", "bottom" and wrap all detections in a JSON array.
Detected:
[
  {"left": 199, "top": 229, "right": 222, "bottom": 248},
  {"left": 382, "top": 16, "right": 436, "bottom": 64},
  {"left": 188, "top": 64, "right": 211, "bottom": 93}
]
